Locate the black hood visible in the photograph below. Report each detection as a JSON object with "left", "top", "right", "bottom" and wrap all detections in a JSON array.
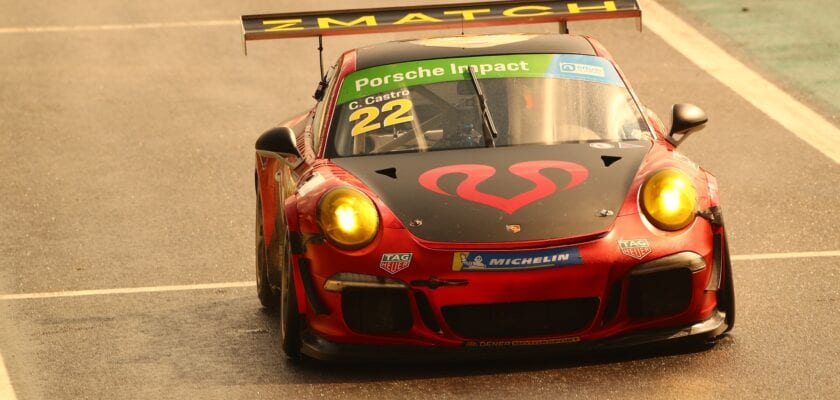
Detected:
[{"left": 332, "top": 142, "right": 650, "bottom": 243}]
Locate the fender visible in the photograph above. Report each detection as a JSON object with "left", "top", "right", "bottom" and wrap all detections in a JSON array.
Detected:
[{"left": 705, "top": 171, "right": 721, "bottom": 208}]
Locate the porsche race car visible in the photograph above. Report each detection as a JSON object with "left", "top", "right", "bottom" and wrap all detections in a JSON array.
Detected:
[{"left": 245, "top": 0, "right": 735, "bottom": 361}]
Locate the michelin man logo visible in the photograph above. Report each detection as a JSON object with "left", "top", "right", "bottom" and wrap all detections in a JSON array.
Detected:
[{"left": 460, "top": 254, "right": 485, "bottom": 268}]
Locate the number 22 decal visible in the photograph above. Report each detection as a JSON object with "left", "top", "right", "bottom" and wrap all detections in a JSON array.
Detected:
[{"left": 349, "top": 99, "right": 414, "bottom": 136}]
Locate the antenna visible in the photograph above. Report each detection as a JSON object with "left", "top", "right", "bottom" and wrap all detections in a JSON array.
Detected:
[
  {"left": 318, "top": 35, "right": 325, "bottom": 79},
  {"left": 313, "top": 35, "right": 328, "bottom": 101}
]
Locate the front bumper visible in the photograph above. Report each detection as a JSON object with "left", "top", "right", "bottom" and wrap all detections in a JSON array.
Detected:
[
  {"left": 294, "top": 212, "right": 728, "bottom": 356},
  {"left": 300, "top": 309, "right": 728, "bottom": 362}
]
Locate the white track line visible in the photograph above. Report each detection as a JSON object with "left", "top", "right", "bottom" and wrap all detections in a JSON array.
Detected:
[
  {"left": 731, "top": 250, "right": 840, "bottom": 261},
  {"left": 0, "top": 20, "right": 237, "bottom": 34},
  {"left": 0, "top": 281, "right": 253, "bottom": 301},
  {"left": 1, "top": 250, "right": 839, "bottom": 301},
  {"left": 0, "top": 352, "right": 17, "bottom": 400},
  {"left": 641, "top": 0, "right": 840, "bottom": 164}
]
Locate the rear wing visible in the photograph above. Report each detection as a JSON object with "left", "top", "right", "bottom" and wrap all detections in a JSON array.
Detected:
[{"left": 241, "top": 0, "right": 642, "bottom": 43}]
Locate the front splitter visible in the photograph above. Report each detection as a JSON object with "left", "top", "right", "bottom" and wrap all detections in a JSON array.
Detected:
[{"left": 299, "top": 310, "right": 728, "bottom": 362}]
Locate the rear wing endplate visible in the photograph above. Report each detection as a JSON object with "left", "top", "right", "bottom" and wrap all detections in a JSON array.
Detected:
[{"left": 241, "top": 0, "right": 641, "bottom": 45}]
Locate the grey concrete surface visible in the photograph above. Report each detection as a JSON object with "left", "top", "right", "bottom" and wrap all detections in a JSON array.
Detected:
[
  {"left": 665, "top": 0, "right": 840, "bottom": 123},
  {"left": 1, "top": 1, "right": 838, "bottom": 399}
]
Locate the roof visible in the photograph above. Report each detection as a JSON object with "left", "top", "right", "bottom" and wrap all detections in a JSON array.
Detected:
[{"left": 353, "top": 34, "right": 597, "bottom": 70}]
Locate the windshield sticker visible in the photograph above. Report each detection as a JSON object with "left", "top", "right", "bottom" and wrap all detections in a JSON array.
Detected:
[
  {"left": 453, "top": 247, "right": 582, "bottom": 271},
  {"left": 348, "top": 88, "right": 410, "bottom": 110},
  {"left": 338, "top": 54, "right": 623, "bottom": 104},
  {"left": 349, "top": 98, "right": 414, "bottom": 136}
]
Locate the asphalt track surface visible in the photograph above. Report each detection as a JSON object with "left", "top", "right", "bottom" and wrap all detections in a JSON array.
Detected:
[
  {"left": 1, "top": 0, "right": 838, "bottom": 399},
  {"left": 668, "top": 0, "right": 840, "bottom": 123}
]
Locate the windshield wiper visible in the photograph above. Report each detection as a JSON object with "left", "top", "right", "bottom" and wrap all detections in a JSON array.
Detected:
[{"left": 467, "top": 67, "right": 498, "bottom": 148}]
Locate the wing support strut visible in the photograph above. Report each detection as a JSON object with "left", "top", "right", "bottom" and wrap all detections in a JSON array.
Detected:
[{"left": 313, "top": 35, "right": 328, "bottom": 101}]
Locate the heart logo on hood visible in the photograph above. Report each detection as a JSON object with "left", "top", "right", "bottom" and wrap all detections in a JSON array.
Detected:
[{"left": 418, "top": 161, "right": 588, "bottom": 214}]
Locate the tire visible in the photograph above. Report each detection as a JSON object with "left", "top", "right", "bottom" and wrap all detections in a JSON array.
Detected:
[
  {"left": 256, "top": 190, "right": 280, "bottom": 309},
  {"left": 280, "top": 233, "right": 303, "bottom": 359}
]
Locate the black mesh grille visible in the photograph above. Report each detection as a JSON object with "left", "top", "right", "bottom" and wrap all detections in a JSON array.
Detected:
[
  {"left": 442, "top": 298, "right": 599, "bottom": 339},
  {"left": 628, "top": 268, "right": 692, "bottom": 318},
  {"left": 342, "top": 288, "right": 412, "bottom": 334}
]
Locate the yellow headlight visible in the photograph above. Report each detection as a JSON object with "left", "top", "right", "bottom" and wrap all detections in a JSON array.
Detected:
[
  {"left": 317, "top": 187, "right": 380, "bottom": 249},
  {"left": 640, "top": 169, "right": 697, "bottom": 231}
]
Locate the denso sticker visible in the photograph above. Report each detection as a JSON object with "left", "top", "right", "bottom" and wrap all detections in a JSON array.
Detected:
[
  {"left": 618, "top": 239, "right": 652, "bottom": 260},
  {"left": 452, "top": 247, "right": 582, "bottom": 271},
  {"left": 465, "top": 337, "right": 580, "bottom": 347},
  {"left": 379, "top": 253, "right": 412, "bottom": 274}
]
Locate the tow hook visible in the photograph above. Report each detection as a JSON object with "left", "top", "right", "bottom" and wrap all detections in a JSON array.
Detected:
[{"left": 410, "top": 276, "right": 469, "bottom": 290}]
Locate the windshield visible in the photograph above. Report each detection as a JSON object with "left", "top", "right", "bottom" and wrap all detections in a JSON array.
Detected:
[{"left": 327, "top": 54, "right": 649, "bottom": 157}]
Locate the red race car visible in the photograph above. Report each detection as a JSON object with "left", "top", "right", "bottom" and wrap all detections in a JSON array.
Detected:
[{"left": 245, "top": 0, "right": 734, "bottom": 361}]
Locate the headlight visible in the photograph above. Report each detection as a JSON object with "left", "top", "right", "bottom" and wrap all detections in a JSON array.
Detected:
[
  {"left": 317, "top": 187, "right": 380, "bottom": 249},
  {"left": 640, "top": 169, "right": 697, "bottom": 231}
]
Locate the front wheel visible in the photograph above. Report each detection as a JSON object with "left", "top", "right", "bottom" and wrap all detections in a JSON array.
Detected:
[{"left": 256, "top": 191, "right": 280, "bottom": 309}]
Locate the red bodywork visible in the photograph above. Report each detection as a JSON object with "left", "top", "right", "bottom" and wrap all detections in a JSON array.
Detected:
[{"left": 255, "top": 36, "right": 729, "bottom": 356}]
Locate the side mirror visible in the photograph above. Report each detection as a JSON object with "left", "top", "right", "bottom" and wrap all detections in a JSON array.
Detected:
[
  {"left": 666, "top": 104, "right": 708, "bottom": 147},
  {"left": 255, "top": 127, "right": 302, "bottom": 159}
]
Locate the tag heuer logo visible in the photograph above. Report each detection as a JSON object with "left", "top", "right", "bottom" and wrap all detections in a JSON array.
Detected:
[
  {"left": 379, "top": 253, "right": 412, "bottom": 274},
  {"left": 619, "top": 239, "right": 651, "bottom": 260}
]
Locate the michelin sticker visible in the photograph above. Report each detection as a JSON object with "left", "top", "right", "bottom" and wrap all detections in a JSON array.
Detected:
[{"left": 452, "top": 247, "right": 582, "bottom": 271}]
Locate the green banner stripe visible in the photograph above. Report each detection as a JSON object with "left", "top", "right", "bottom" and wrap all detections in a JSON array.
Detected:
[{"left": 337, "top": 54, "right": 620, "bottom": 104}]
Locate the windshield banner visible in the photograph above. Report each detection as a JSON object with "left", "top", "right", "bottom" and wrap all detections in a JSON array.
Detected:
[{"left": 337, "top": 54, "right": 623, "bottom": 104}]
